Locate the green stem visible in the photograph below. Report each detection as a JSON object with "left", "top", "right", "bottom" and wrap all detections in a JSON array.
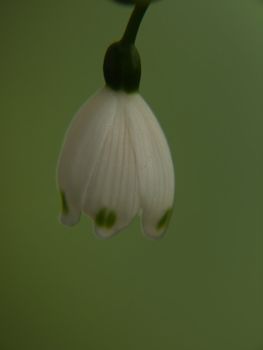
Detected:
[{"left": 121, "top": 3, "right": 149, "bottom": 45}]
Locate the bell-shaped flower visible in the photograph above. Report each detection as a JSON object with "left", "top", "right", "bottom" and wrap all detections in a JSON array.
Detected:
[
  {"left": 57, "top": 1, "right": 175, "bottom": 238},
  {"left": 57, "top": 86, "right": 174, "bottom": 239}
]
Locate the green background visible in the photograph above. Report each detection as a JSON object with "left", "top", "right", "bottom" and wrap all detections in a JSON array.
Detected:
[{"left": 1, "top": 0, "right": 263, "bottom": 349}]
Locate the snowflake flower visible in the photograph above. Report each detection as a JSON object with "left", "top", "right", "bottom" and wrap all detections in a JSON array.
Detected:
[
  {"left": 57, "top": 86, "right": 174, "bottom": 238},
  {"left": 57, "top": 0, "right": 175, "bottom": 238}
]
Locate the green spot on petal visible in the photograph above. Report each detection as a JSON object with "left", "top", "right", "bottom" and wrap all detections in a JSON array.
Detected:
[
  {"left": 105, "top": 211, "right": 117, "bottom": 228},
  {"left": 95, "top": 208, "right": 117, "bottom": 229},
  {"left": 95, "top": 208, "right": 107, "bottom": 227},
  {"left": 60, "top": 191, "right": 69, "bottom": 215},
  {"left": 157, "top": 208, "right": 173, "bottom": 230}
]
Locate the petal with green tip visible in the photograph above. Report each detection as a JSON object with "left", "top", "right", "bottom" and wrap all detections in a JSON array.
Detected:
[
  {"left": 81, "top": 91, "right": 140, "bottom": 238},
  {"left": 126, "top": 94, "right": 174, "bottom": 238}
]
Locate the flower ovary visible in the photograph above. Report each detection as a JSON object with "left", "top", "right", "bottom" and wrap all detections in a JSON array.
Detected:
[{"left": 103, "top": 41, "right": 141, "bottom": 92}]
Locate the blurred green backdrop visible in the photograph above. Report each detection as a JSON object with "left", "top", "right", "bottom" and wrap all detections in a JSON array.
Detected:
[{"left": 1, "top": 0, "right": 263, "bottom": 349}]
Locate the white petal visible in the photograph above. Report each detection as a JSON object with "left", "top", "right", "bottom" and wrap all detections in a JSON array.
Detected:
[
  {"left": 57, "top": 87, "right": 118, "bottom": 225},
  {"left": 82, "top": 92, "right": 139, "bottom": 239},
  {"left": 126, "top": 94, "right": 175, "bottom": 239}
]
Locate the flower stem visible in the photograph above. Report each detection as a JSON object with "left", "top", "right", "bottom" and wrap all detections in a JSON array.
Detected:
[{"left": 121, "top": 3, "right": 149, "bottom": 45}]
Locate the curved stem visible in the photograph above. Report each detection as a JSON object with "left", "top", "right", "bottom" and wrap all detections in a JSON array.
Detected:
[{"left": 121, "top": 3, "right": 149, "bottom": 45}]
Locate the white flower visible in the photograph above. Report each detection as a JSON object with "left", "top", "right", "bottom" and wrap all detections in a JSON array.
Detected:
[{"left": 57, "top": 86, "right": 175, "bottom": 239}]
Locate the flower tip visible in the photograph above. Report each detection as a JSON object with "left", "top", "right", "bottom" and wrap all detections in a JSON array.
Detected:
[
  {"left": 93, "top": 207, "right": 119, "bottom": 239},
  {"left": 59, "top": 190, "right": 80, "bottom": 226},
  {"left": 59, "top": 213, "right": 80, "bottom": 227},
  {"left": 94, "top": 226, "right": 118, "bottom": 239},
  {"left": 142, "top": 208, "right": 173, "bottom": 239}
]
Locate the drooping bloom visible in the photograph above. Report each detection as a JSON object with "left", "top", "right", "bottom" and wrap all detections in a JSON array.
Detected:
[
  {"left": 57, "top": 86, "right": 174, "bottom": 239},
  {"left": 57, "top": 1, "right": 175, "bottom": 238}
]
